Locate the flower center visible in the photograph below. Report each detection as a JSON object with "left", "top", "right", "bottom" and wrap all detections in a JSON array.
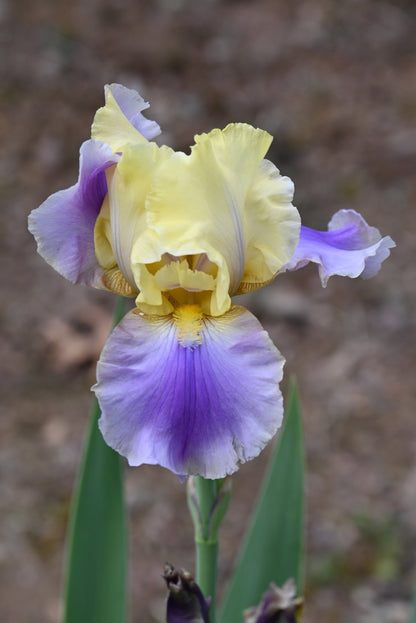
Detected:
[{"left": 173, "top": 304, "right": 204, "bottom": 347}]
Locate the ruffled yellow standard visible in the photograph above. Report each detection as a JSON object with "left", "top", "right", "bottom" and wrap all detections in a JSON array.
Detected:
[{"left": 94, "top": 123, "right": 300, "bottom": 319}]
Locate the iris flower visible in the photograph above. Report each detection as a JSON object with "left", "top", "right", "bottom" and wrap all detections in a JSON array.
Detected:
[{"left": 28, "top": 84, "right": 395, "bottom": 479}]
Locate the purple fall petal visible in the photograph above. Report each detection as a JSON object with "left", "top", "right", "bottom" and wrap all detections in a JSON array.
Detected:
[
  {"left": 106, "top": 83, "right": 161, "bottom": 140},
  {"left": 28, "top": 139, "right": 119, "bottom": 287},
  {"left": 93, "top": 306, "right": 285, "bottom": 479},
  {"left": 283, "top": 209, "right": 395, "bottom": 286}
]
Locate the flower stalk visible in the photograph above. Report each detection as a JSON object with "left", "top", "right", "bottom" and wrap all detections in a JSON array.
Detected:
[{"left": 187, "top": 477, "right": 231, "bottom": 622}]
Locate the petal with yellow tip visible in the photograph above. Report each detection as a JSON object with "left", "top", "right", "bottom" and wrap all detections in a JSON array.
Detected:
[{"left": 91, "top": 83, "right": 160, "bottom": 153}]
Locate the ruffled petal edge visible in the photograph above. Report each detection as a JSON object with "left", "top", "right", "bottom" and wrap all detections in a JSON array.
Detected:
[
  {"left": 105, "top": 83, "right": 161, "bottom": 141},
  {"left": 93, "top": 305, "right": 285, "bottom": 478}
]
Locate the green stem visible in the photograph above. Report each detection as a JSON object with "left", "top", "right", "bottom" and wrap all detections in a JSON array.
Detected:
[
  {"left": 196, "top": 540, "right": 218, "bottom": 618},
  {"left": 195, "top": 477, "right": 219, "bottom": 621},
  {"left": 195, "top": 477, "right": 217, "bottom": 540}
]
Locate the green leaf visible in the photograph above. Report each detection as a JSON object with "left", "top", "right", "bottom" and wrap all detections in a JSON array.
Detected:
[
  {"left": 63, "top": 297, "right": 127, "bottom": 623},
  {"left": 219, "top": 380, "right": 304, "bottom": 623},
  {"left": 412, "top": 576, "right": 416, "bottom": 623},
  {"left": 62, "top": 401, "right": 127, "bottom": 623}
]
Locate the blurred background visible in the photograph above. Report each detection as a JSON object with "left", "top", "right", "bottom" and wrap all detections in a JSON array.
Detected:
[{"left": 0, "top": 0, "right": 414, "bottom": 621}]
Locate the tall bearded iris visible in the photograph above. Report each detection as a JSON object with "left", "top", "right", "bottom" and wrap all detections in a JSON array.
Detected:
[{"left": 29, "top": 84, "right": 395, "bottom": 479}]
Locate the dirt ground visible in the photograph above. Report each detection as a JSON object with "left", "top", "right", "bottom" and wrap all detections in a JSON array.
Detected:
[{"left": 1, "top": 1, "right": 415, "bottom": 622}]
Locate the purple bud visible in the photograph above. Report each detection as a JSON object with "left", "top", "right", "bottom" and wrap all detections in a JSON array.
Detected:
[
  {"left": 163, "top": 564, "right": 211, "bottom": 623},
  {"left": 243, "top": 579, "right": 303, "bottom": 623}
]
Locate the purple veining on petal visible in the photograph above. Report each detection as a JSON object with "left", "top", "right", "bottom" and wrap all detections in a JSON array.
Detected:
[
  {"left": 282, "top": 209, "right": 395, "bottom": 286},
  {"left": 106, "top": 83, "right": 161, "bottom": 140},
  {"left": 28, "top": 139, "right": 119, "bottom": 287},
  {"left": 93, "top": 306, "right": 285, "bottom": 479}
]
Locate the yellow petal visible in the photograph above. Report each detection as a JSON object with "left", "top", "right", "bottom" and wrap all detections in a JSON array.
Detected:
[
  {"left": 153, "top": 258, "right": 216, "bottom": 293},
  {"left": 94, "top": 194, "right": 117, "bottom": 270},
  {"left": 94, "top": 196, "right": 137, "bottom": 297},
  {"left": 134, "top": 263, "right": 166, "bottom": 307},
  {"left": 135, "top": 123, "right": 274, "bottom": 314},
  {"left": 135, "top": 291, "right": 174, "bottom": 316},
  {"left": 236, "top": 158, "right": 301, "bottom": 293},
  {"left": 105, "top": 141, "right": 173, "bottom": 289},
  {"left": 91, "top": 88, "right": 148, "bottom": 152},
  {"left": 132, "top": 257, "right": 217, "bottom": 315}
]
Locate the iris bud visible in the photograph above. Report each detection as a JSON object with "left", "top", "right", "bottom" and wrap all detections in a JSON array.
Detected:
[
  {"left": 163, "top": 563, "right": 211, "bottom": 623},
  {"left": 243, "top": 579, "right": 303, "bottom": 623}
]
